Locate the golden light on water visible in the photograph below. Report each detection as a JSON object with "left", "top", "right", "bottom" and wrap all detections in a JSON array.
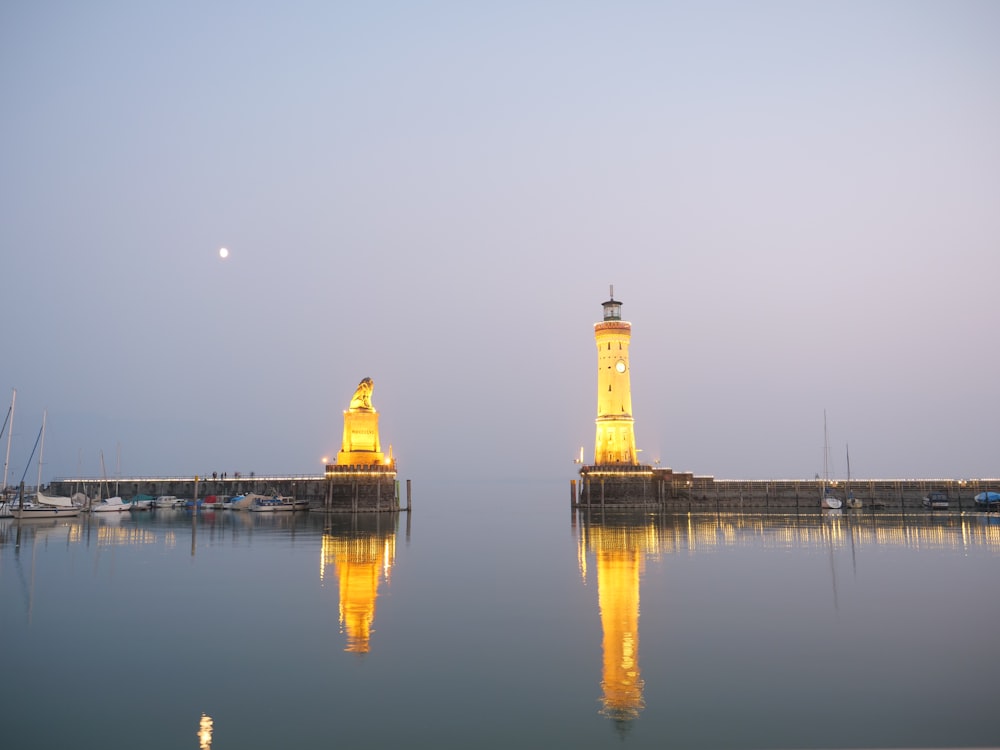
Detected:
[
  {"left": 321, "top": 530, "right": 397, "bottom": 653},
  {"left": 198, "top": 713, "right": 213, "bottom": 749},
  {"left": 595, "top": 545, "right": 645, "bottom": 722}
]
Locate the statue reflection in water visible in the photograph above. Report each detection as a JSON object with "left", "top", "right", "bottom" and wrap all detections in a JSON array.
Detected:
[{"left": 319, "top": 514, "right": 400, "bottom": 653}]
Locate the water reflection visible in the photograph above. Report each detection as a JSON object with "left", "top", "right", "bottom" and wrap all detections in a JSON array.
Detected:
[
  {"left": 574, "top": 508, "right": 1000, "bottom": 730},
  {"left": 576, "top": 512, "right": 649, "bottom": 726},
  {"left": 319, "top": 514, "right": 401, "bottom": 653},
  {"left": 576, "top": 509, "right": 1000, "bottom": 558},
  {"left": 198, "top": 713, "right": 213, "bottom": 749},
  {"left": 0, "top": 508, "right": 329, "bottom": 553}
]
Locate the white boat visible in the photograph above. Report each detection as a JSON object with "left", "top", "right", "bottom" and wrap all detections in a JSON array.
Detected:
[
  {"left": 922, "top": 491, "right": 949, "bottom": 510},
  {"left": 6, "top": 412, "right": 81, "bottom": 519},
  {"left": 152, "top": 495, "right": 186, "bottom": 508},
  {"left": 90, "top": 450, "right": 130, "bottom": 512},
  {"left": 220, "top": 495, "right": 242, "bottom": 509},
  {"left": 844, "top": 444, "right": 862, "bottom": 509},
  {"left": 90, "top": 496, "right": 130, "bottom": 512},
  {"left": 36, "top": 490, "right": 85, "bottom": 510},
  {"left": 226, "top": 493, "right": 266, "bottom": 510},
  {"left": 128, "top": 495, "right": 154, "bottom": 511},
  {"left": 221, "top": 494, "right": 249, "bottom": 509},
  {"left": 820, "top": 412, "right": 842, "bottom": 510},
  {"left": 247, "top": 495, "right": 308, "bottom": 512},
  {"left": 11, "top": 501, "right": 81, "bottom": 519}
]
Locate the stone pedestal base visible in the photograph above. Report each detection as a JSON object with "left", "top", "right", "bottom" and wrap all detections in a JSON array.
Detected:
[{"left": 338, "top": 410, "right": 384, "bottom": 466}]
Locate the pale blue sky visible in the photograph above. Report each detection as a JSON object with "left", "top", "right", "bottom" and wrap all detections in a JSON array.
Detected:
[{"left": 2, "top": 1, "right": 998, "bottom": 484}]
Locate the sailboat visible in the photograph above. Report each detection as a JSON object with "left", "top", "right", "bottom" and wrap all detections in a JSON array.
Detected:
[
  {"left": 0, "top": 388, "right": 15, "bottom": 515},
  {"left": 90, "top": 450, "right": 129, "bottom": 512},
  {"left": 33, "top": 411, "right": 83, "bottom": 510},
  {"left": 820, "top": 412, "right": 842, "bottom": 510},
  {"left": 844, "top": 444, "right": 862, "bottom": 509},
  {"left": 12, "top": 411, "right": 81, "bottom": 519}
]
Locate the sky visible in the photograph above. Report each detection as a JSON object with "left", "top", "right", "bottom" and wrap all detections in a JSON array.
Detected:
[{"left": 2, "top": 0, "right": 998, "bottom": 486}]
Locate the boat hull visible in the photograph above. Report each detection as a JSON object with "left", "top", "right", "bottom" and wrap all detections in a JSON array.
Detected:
[
  {"left": 974, "top": 491, "right": 1000, "bottom": 508},
  {"left": 248, "top": 497, "right": 308, "bottom": 512},
  {"left": 12, "top": 505, "right": 82, "bottom": 519},
  {"left": 90, "top": 497, "right": 130, "bottom": 512},
  {"left": 152, "top": 496, "right": 186, "bottom": 508}
]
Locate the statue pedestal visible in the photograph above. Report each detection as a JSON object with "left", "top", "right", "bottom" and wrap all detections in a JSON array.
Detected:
[{"left": 337, "top": 410, "right": 384, "bottom": 466}]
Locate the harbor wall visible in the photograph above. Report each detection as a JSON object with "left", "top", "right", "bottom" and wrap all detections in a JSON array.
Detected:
[
  {"left": 45, "top": 471, "right": 1000, "bottom": 512},
  {"left": 575, "top": 469, "right": 1000, "bottom": 511},
  {"left": 48, "top": 474, "right": 407, "bottom": 512}
]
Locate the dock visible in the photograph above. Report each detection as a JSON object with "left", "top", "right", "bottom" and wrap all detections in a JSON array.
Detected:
[
  {"left": 48, "top": 471, "right": 411, "bottom": 513},
  {"left": 573, "top": 468, "right": 1000, "bottom": 510}
]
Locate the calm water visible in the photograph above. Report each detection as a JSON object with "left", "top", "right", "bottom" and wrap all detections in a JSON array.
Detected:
[{"left": 2, "top": 480, "right": 999, "bottom": 750}]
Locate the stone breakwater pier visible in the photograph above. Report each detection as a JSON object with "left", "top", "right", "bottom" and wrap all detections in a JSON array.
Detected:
[
  {"left": 573, "top": 468, "right": 1000, "bottom": 511},
  {"left": 50, "top": 468, "right": 409, "bottom": 513}
]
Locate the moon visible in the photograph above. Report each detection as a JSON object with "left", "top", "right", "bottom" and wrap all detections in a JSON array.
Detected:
[{"left": 219, "top": 247, "right": 229, "bottom": 259}]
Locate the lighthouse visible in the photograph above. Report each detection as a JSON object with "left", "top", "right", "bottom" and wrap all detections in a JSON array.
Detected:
[
  {"left": 593, "top": 287, "right": 638, "bottom": 465},
  {"left": 574, "top": 288, "right": 669, "bottom": 507}
]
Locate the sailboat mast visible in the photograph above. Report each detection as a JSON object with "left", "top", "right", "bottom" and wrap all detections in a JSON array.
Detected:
[
  {"left": 36, "top": 410, "right": 46, "bottom": 492},
  {"left": 100, "top": 450, "right": 108, "bottom": 501},
  {"left": 3, "top": 388, "right": 15, "bottom": 492},
  {"left": 17, "top": 421, "right": 44, "bottom": 500},
  {"left": 823, "top": 410, "right": 829, "bottom": 487}
]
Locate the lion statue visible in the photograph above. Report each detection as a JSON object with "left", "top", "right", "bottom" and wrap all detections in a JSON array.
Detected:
[{"left": 348, "top": 377, "right": 374, "bottom": 410}]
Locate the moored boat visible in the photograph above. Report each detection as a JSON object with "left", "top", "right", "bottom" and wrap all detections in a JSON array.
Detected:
[
  {"left": 90, "top": 496, "right": 130, "bottom": 512},
  {"left": 821, "top": 490, "right": 843, "bottom": 510},
  {"left": 36, "top": 490, "right": 83, "bottom": 509},
  {"left": 819, "top": 413, "right": 842, "bottom": 510},
  {"left": 222, "top": 494, "right": 248, "bottom": 509},
  {"left": 844, "top": 445, "right": 862, "bottom": 509},
  {"left": 152, "top": 495, "right": 186, "bottom": 509},
  {"left": 974, "top": 491, "right": 1000, "bottom": 508},
  {"left": 128, "top": 494, "right": 155, "bottom": 511},
  {"left": 247, "top": 495, "right": 307, "bottom": 512},
  {"left": 200, "top": 495, "right": 225, "bottom": 511},
  {"left": 922, "top": 491, "right": 949, "bottom": 510},
  {"left": 226, "top": 493, "right": 265, "bottom": 510},
  {"left": 11, "top": 500, "right": 81, "bottom": 519}
]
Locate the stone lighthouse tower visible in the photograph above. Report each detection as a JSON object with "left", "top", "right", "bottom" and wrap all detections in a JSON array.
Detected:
[{"left": 593, "top": 287, "right": 638, "bottom": 465}]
